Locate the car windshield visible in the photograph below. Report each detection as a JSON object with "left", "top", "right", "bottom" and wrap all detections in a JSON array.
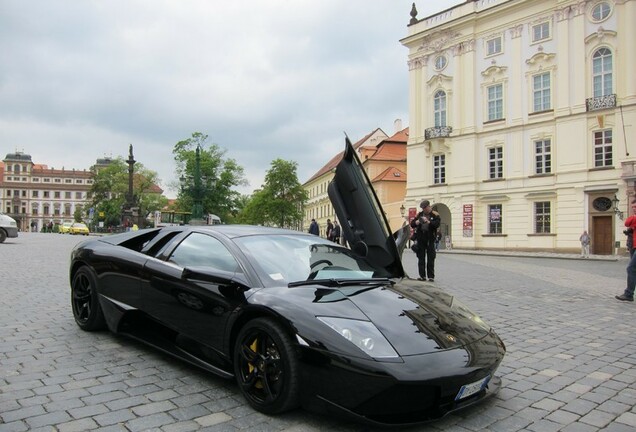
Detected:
[{"left": 234, "top": 234, "right": 392, "bottom": 288}]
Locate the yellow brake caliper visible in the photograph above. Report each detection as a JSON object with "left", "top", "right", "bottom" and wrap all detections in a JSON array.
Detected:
[{"left": 249, "top": 338, "right": 263, "bottom": 389}]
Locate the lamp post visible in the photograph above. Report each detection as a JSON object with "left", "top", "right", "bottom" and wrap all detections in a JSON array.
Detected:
[
  {"left": 121, "top": 144, "right": 139, "bottom": 229},
  {"left": 613, "top": 194, "right": 624, "bottom": 220},
  {"left": 400, "top": 204, "right": 410, "bottom": 248},
  {"left": 180, "top": 145, "right": 210, "bottom": 225}
]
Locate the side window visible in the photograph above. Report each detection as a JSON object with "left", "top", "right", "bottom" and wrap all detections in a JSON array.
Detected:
[{"left": 170, "top": 232, "right": 241, "bottom": 273}]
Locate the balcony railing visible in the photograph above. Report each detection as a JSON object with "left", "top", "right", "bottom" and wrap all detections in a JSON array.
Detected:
[
  {"left": 425, "top": 126, "right": 453, "bottom": 140},
  {"left": 586, "top": 94, "right": 616, "bottom": 112}
]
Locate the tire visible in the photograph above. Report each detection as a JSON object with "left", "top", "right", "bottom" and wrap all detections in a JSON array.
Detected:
[
  {"left": 71, "top": 266, "right": 106, "bottom": 331},
  {"left": 234, "top": 318, "right": 300, "bottom": 414},
  {"left": 0, "top": 229, "right": 6, "bottom": 243}
]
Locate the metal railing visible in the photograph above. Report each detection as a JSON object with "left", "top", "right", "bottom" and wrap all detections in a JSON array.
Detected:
[
  {"left": 586, "top": 94, "right": 616, "bottom": 112},
  {"left": 425, "top": 126, "right": 453, "bottom": 140}
]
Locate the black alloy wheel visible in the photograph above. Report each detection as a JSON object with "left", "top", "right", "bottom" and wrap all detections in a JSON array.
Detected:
[
  {"left": 234, "top": 318, "right": 300, "bottom": 414},
  {"left": 71, "top": 267, "right": 106, "bottom": 331}
]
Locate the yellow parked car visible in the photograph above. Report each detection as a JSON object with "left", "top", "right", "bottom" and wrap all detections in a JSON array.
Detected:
[
  {"left": 59, "top": 222, "right": 73, "bottom": 234},
  {"left": 69, "top": 222, "right": 90, "bottom": 236}
]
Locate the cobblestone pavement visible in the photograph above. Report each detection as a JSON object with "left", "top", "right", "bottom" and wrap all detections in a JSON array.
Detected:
[{"left": 1, "top": 233, "right": 635, "bottom": 432}]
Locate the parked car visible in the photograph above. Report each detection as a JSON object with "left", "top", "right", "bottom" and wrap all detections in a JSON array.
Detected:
[
  {"left": 70, "top": 222, "right": 90, "bottom": 236},
  {"left": 59, "top": 222, "right": 73, "bottom": 234},
  {"left": 0, "top": 212, "right": 18, "bottom": 243},
  {"left": 69, "top": 139, "right": 505, "bottom": 426}
]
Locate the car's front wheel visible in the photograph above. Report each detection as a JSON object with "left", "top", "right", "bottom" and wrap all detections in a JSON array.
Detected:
[
  {"left": 0, "top": 229, "right": 6, "bottom": 243},
  {"left": 234, "top": 318, "right": 300, "bottom": 414},
  {"left": 71, "top": 266, "right": 106, "bottom": 331}
]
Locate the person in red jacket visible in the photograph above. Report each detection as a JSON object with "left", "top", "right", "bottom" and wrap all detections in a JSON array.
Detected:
[{"left": 616, "top": 202, "right": 636, "bottom": 302}]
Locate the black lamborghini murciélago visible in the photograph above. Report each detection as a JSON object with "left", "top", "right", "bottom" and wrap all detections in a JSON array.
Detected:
[{"left": 70, "top": 139, "right": 505, "bottom": 426}]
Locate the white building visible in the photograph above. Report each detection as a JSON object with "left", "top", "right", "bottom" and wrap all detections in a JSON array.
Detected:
[
  {"left": 1, "top": 152, "right": 93, "bottom": 232},
  {"left": 401, "top": 0, "right": 636, "bottom": 254}
]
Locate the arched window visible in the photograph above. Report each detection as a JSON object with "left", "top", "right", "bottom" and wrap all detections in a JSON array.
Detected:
[
  {"left": 13, "top": 164, "right": 20, "bottom": 174},
  {"left": 434, "top": 90, "right": 447, "bottom": 127},
  {"left": 593, "top": 48, "right": 612, "bottom": 97}
]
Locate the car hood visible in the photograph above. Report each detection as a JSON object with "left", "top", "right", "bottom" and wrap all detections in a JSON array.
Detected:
[
  {"left": 328, "top": 137, "right": 407, "bottom": 279},
  {"left": 260, "top": 279, "right": 492, "bottom": 358},
  {"left": 348, "top": 280, "right": 492, "bottom": 356}
]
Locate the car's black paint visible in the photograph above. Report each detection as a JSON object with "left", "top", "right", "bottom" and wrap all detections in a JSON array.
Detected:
[
  {"left": 69, "top": 139, "right": 504, "bottom": 426},
  {"left": 70, "top": 225, "right": 504, "bottom": 425}
]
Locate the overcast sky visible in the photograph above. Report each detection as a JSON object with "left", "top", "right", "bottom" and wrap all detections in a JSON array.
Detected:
[{"left": 1, "top": 0, "right": 459, "bottom": 197}]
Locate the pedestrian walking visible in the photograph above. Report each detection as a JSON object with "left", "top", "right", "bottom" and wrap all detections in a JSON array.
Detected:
[
  {"left": 326, "top": 219, "right": 334, "bottom": 241},
  {"left": 410, "top": 200, "right": 441, "bottom": 282},
  {"left": 579, "top": 230, "right": 590, "bottom": 258},
  {"left": 308, "top": 219, "right": 319, "bottom": 236},
  {"left": 332, "top": 220, "right": 341, "bottom": 244}
]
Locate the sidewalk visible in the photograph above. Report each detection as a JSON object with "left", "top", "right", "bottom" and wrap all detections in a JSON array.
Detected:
[{"left": 435, "top": 248, "right": 624, "bottom": 261}]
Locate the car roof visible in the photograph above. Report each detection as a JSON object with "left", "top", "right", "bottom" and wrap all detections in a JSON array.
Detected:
[{"left": 166, "top": 224, "right": 312, "bottom": 239}]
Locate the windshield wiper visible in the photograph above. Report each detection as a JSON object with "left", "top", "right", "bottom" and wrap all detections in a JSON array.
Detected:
[{"left": 288, "top": 277, "right": 394, "bottom": 288}]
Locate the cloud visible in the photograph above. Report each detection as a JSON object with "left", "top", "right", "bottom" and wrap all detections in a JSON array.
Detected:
[{"left": 0, "top": 0, "right": 459, "bottom": 196}]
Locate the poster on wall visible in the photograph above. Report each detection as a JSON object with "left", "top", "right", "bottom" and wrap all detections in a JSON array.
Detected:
[{"left": 463, "top": 204, "right": 473, "bottom": 237}]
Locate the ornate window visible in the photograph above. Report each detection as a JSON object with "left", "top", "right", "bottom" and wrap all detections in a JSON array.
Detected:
[
  {"left": 486, "top": 36, "right": 502, "bottom": 56},
  {"left": 535, "top": 139, "right": 552, "bottom": 174},
  {"left": 593, "top": 48, "right": 613, "bottom": 97},
  {"left": 594, "top": 129, "right": 613, "bottom": 167},
  {"left": 487, "top": 84, "right": 504, "bottom": 121},
  {"left": 433, "top": 155, "right": 446, "bottom": 184},
  {"left": 532, "top": 22, "right": 550, "bottom": 42},
  {"left": 533, "top": 72, "right": 551, "bottom": 112},
  {"left": 434, "top": 55, "right": 447, "bottom": 71},
  {"left": 534, "top": 202, "right": 551, "bottom": 233},
  {"left": 434, "top": 90, "right": 447, "bottom": 127},
  {"left": 591, "top": 2, "right": 611, "bottom": 22},
  {"left": 488, "top": 146, "right": 504, "bottom": 179}
]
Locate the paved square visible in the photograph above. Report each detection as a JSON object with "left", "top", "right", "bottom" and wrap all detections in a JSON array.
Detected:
[{"left": 1, "top": 233, "right": 634, "bottom": 431}]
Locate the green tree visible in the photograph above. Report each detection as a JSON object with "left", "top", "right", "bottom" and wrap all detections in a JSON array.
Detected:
[
  {"left": 172, "top": 132, "right": 248, "bottom": 222},
  {"left": 73, "top": 205, "right": 84, "bottom": 223},
  {"left": 239, "top": 159, "right": 307, "bottom": 228},
  {"left": 87, "top": 157, "right": 167, "bottom": 228}
]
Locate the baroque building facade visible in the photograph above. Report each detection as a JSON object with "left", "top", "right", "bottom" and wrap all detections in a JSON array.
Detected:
[
  {"left": 303, "top": 122, "right": 408, "bottom": 238},
  {"left": 401, "top": 0, "right": 636, "bottom": 254},
  {"left": 0, "top": 152, "right": 93, "bottom": 232}
]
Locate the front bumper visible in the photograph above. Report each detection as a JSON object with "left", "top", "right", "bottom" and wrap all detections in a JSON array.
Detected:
[
  {"left": 3, "top": 227, "right": 18, "bottom": 238},
  {"left": 297, "top": 330, "right": 505, "bottom": 426}
]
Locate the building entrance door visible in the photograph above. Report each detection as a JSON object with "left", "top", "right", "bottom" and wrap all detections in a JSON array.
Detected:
[{"left": 592, "top": 216, "right": 613, "bottom": 255}]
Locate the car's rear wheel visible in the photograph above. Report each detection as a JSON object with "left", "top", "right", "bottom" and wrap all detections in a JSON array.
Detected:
[
  {"left": 71, "top": 267, "right": 106, "bottom": 331},
  {"left": 234, "top": 318, "right": 300, "bottom": 414}
]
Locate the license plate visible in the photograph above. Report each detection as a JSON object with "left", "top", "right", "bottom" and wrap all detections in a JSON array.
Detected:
[{"left": 455, "top": 375, "right": 490, "bottom": 401}]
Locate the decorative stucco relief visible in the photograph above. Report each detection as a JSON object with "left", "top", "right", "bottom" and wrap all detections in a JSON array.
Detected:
[
  {"left": 509, "top": 24, "right": 524, "bottom": 39},
  {"left": 416, "top": 29, "right": 462, "bottom": 53}
]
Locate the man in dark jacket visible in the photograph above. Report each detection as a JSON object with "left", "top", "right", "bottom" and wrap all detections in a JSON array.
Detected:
[
  {"left": 410, "top": 200, "right": 441, "bottom": 281},
  {"left": 308, "top": 219, "right": 319, "bottom": 236}
]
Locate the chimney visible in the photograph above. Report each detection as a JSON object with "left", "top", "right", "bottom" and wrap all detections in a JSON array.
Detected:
[{"left": 394, "top": 118, "right": 403, "bottom": 133}]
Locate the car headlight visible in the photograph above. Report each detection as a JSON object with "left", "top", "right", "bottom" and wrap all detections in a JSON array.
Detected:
[{"left": 317, "top": 316, "right": 398, "bottom": 359}]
